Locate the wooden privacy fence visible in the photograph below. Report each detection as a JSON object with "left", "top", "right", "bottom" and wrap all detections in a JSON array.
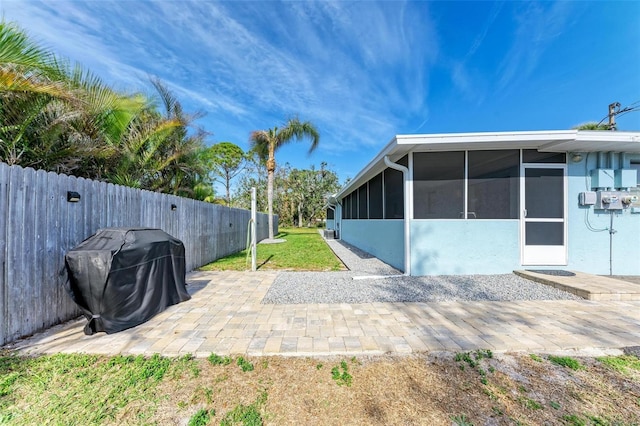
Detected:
[{"left": 0, "top": 162, "right": 275, "bottom": 345}]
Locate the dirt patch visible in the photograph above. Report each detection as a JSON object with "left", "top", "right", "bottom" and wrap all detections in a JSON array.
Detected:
[{"left": 148, "top": 352, "right": 640, "bottom": 425}]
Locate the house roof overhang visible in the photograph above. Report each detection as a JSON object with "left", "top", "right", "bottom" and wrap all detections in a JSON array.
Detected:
[{"left": 334, "top": 130, "right": 640, "bottom": 199}]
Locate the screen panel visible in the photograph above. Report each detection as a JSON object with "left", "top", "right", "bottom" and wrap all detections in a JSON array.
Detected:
[{"left": 413, "top": 152, "right": 465, "bottom": 219}]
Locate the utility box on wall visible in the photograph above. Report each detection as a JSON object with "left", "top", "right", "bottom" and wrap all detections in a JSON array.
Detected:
[
  {"left": 615, "top": 169, "right": 638, "bottom": 189},
  {"left": 595, "top": 191, "right": 623, "bottom": 210},
  {"left": 590, "top": 169, "right": 615, "bottom": 189},
  {"left": 579, "top": 191, "right": 597, "bottom": 206},
  {"left": 594, "top": 191, "right": 638, "bottom": 210}
]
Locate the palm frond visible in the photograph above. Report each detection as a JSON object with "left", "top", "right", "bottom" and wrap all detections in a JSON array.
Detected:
[
  {"left": 0, "top": 20, "right": 59, "bottom": 77},
  {"left": 276, "top": 116, "right": 320, "bottom": 153}
]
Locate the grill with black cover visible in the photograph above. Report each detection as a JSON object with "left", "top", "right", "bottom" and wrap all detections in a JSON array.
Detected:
[{"left": 65, "top": 228, "right": 190, "bottom": 335}]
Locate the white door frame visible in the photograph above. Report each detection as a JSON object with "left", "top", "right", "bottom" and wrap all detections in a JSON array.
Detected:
[{"left": 520, "top": 163, "right": 568, "bottom": 266}]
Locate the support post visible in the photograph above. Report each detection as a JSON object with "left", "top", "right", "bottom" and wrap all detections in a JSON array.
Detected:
[{"left": 251, "top": 187, "right": 257, "bottom": 272}]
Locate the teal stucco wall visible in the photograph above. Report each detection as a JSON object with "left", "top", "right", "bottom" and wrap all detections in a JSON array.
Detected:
[
  {"left": 565, "top": 153, "right": 640, "bottom": 275},
  {"left": 340, "top": 219, "right": 404, "bottom": 271},
  {"left": 410, "top": 220, "right": 520, "bottom": 275}
]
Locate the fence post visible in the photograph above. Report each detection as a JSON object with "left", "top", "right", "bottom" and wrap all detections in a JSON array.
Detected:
[{"left": 251, "top": 187, "right": 257, "bottom": 271}]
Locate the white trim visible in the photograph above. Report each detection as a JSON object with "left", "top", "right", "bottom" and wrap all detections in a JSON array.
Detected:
[
  {"left": 408, "top": 152, "right": 414, "bottom": 220},
  {"left": 352, "top": 274, "right": 405, "bottom": 281},
  {"left": 397, "top": 130, "right": 576, "bottom": 145},
  {"left": 411, "top": 219, "right": 518, "bottom": 222},
  {"left": 463, "top": 150, "right": 468, "bottom": 220}
]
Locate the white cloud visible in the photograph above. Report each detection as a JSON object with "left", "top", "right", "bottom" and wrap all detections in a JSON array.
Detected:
[
  {"left": 497, "top": 1, "right": 572, "bottom": 93},
  {"left": 1, "top": 0, "right": 441, "bottom": 169}
]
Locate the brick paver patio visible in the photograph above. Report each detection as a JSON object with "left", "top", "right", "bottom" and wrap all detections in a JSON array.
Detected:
[{"left": 8, "top": 270, "right": 640, "bottom": 357}]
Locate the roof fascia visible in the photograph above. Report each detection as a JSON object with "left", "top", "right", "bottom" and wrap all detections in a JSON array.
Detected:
[
  {"left": 336, "top": 135, "right": 399, "bottom": 198},
  {"left": 336, "top": 130, "right": 640, "bottom": 198}
]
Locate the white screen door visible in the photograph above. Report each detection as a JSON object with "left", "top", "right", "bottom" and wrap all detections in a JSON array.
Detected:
[{"left": 521, "top": 165, "right": 567, "bottom": 265}]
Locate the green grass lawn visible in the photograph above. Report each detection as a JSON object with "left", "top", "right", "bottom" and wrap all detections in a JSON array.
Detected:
[
  {"left": 199, "top": 227, "right": 345, "bottom": 272},
  {"left": 0, "top": 352, "right": 185, "bottom": 425}
]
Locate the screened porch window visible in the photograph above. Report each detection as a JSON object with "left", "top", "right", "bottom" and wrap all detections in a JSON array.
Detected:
[
  {"left": 327, "top": 208, "right": 334, "bottom": 220},
  {"left": 413, "top": 152, "right": 464, "bottom": 219},
  {"left": 468, "top": 150, "right": 519, "bottom": 219},
  {"left": 358, "top": 184, "right": 368, "bottom": 219},
  {"left": 413, "top": 150, "right": 520, "bottom": 219},
  {"left": 341, "top": 194, "right": 348, "bottom": 219},
  {"left": 351, "top": 191, "right": 358, "bottom": 219},
  {"left": 384, "top": 168, "right": 404, "bottom": 219},
  {"left": 522, "top": 150, "right": 566, "bottom": 163},
  {"left": 369, "top": 173, "right": 383, "bottom": 219}
]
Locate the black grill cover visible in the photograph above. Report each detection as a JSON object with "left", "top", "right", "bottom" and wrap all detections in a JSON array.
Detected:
[{"left": 65, "top": 228, "right": 190, "bottom": 335}]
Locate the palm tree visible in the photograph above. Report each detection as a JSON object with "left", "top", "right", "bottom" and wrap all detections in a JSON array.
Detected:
[
  {"left": 573, "top": 122, "right": 610, "bottom": 130},
  {"left": 0, "top": 20, "right": 213, "bottom": 200},
  {"left": 249, "top": 117, "right": 319, "bottom": 239},
  {"left": 110, "top": 78, "right": 209, "bottom": 195},
  {"left": 0, "top": 20, "right": 147, "bottom": 174}
]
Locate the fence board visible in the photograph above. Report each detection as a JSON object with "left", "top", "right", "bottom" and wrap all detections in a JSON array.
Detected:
[
  {"left": 45, "top": 171, "right": 58, "bottom": 327},
  {"left": 7, "top": 166, "right": 25, "bottom": 341},
  {"left": 34, "top": 170, "right": 47, "bottom": 330},
  {"left": 94, "top": 179, "right": 106, "bottom": 232},
  {"left": 18, "top": 168, "right": 31, "bottom": 336},
  {"left": 0, "top": 163, "right": 8, "bottom": 343},
  {"left": 81, "top": 177, "right": 91, "bottom": 241},
  {"left": 106, "top": 183, "right": 115, "bottom": 225}
]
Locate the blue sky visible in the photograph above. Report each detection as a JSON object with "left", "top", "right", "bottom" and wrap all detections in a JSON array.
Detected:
[{"left": 2, "top": 0, "right": 639, "bottom": 185}]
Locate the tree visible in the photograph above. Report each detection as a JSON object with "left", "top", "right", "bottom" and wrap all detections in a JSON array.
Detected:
[
  {"left": 573, "top": 122, "right": 610, "bottom": 130},
  {"left": 0, "top": 20, "right": 147, "bottom": 174},
  {"left": 232, "top": 149, "right": 280, "bottom": 213},
  {"left": 115, "top": 77, "right": 211, "bottom": 198},
  {"left": 285, "top": 162, "right": 340, "bottom": 227},
  {"left": 205, "top": 141, "right": 246, "bottom": 206},
  {"left": 0, "top": 21, "right": 214, "bottom": 199},
  {"left": 249, "top": 116, "right": 319, "bottom": 239}
]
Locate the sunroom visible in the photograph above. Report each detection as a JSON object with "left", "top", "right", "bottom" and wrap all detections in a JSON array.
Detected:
[{"left": 327, "top": 130, "right": 640, "bottom": 276}]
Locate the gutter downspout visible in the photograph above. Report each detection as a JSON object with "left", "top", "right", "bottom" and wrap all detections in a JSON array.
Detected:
[{"left": 384, "top": 156, "right": 410, "bottom": 275}]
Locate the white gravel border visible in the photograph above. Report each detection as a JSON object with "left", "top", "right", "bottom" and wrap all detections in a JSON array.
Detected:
[{"left": 261, "top": 236, "right": 582, "bottom": 304}]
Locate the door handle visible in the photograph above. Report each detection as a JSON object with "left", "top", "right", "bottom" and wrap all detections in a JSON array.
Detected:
[{"left": 523, "top": 209, "right": 527, "bottom": 218}]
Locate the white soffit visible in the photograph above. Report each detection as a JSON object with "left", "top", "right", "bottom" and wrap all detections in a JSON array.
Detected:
[
  {"left": 396, "top": 130, "right": 640, "bottom": 153},
  {"left": 543, "top": 132, "right": 640, "bottom": 153}
]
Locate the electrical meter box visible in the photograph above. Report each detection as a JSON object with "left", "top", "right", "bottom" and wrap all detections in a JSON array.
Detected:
[
  {"left": 590, "top": 169, "right": 615, "bottom": 189},
  {"left": 594, "top": 191, "right": 634, "bottom": 210},
  {"left": 615, "top": 169, "right": 638, "bottom": 189}
]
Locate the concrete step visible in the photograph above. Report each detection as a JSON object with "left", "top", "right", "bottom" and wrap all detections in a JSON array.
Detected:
[{"left": 514, "top": 270, "right": 640, "bottom": 301}]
